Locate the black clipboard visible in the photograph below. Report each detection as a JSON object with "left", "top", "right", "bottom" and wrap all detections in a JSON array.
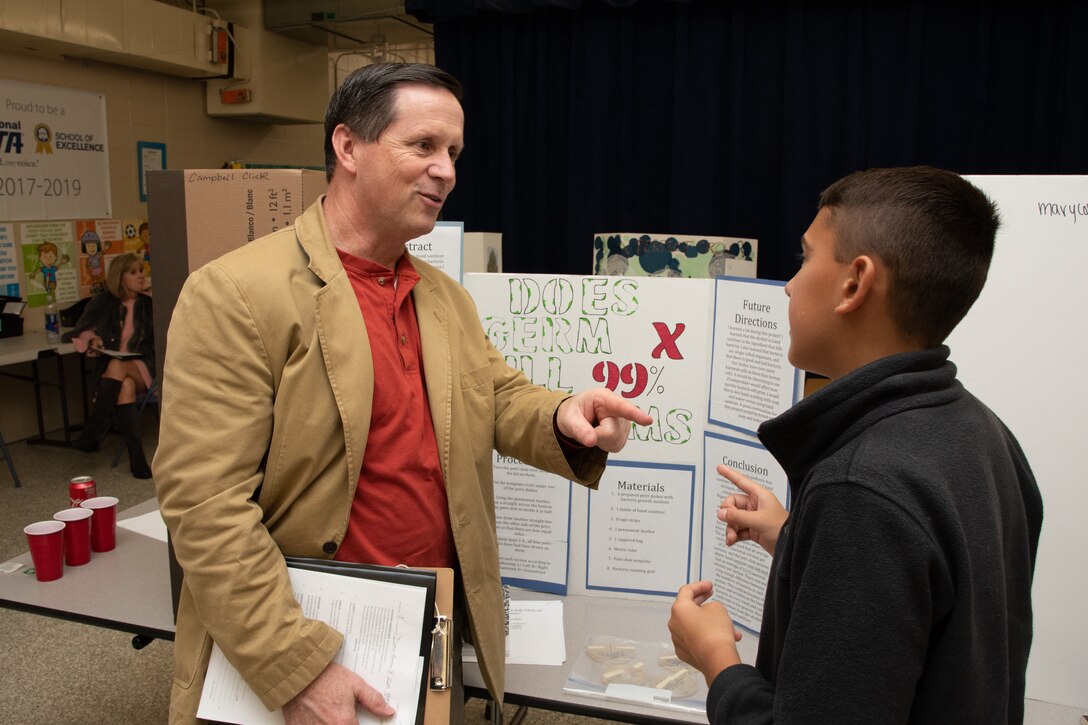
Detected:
[{"left": 284, "top": 557, "right": 437, "bottom": 725}]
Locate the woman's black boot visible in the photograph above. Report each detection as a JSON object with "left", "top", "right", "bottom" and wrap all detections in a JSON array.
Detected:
[
  {"left": 116, "top": 402, "right": 152, "bottom": 479},
  {"left": 73, "top": 378, "right": 122, "bottom": 452}
]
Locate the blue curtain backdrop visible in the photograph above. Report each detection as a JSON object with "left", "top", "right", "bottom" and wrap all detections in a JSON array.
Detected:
[{"left": 407, "top": 0, "right": 1087, "bottom": 281}]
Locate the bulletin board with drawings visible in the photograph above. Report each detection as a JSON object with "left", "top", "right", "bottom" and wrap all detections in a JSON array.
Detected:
[{"left": 1, "top": 217, "right": 150, "bottom": 309}]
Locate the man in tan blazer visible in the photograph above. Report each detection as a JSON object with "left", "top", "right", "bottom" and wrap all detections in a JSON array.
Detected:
[{"left": 153, "top": 63, "right": 651, "bottom": 724}]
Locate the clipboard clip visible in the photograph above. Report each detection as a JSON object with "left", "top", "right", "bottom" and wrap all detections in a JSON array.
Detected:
[{"left": 429, "top": 611, "right": 453, "bottom": 691}]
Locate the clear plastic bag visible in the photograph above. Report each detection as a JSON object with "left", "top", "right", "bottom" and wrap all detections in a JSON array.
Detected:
[{"left": 562, "top": 635, "right": 706, "bottom": 715}]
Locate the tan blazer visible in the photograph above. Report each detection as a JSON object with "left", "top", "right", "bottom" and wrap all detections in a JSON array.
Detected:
[{"left": 153, "top": 199, "right": 607, "bottom": 722}]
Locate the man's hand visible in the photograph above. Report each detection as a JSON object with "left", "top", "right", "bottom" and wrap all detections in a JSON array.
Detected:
[
  {"left": 282, "top": 661, "right": 394, "bottom": 725},
  {"left": 668, "top": 580, "right": 743, "bottom": 687},
  {"left": 555, "top": 388, "right": 653, "bottom": 452},
  {"left": 718, "top": 464, "right": 787, "bottom": 556}
]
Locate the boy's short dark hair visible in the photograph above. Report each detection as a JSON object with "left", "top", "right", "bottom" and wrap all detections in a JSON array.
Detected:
[
  {"left": 819, "top": 166, "right": 1000, "bottom": 346},
  {"left": 323, "top": 62, "right": 463, "bottom": 181}
]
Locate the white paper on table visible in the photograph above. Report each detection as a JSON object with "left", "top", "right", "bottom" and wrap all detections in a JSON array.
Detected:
[
  {"left": 462, "top": 600, "right": 565, "bottom": 666},
  {"left": 92, "top": 346, "right": 143, "bottom": 359},
  {"left": 197, "top": 567, "right": 428, "bottom": 725},
  {"left": 117, "top": 509, "right": 169, "bottom": 541},
  {"left": 507, "top": 600, "right": 565, "bottom": 665}
]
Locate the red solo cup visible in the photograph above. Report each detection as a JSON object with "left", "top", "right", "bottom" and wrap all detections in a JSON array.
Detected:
[
  {"left": 54, "top": 507, "right": 93, "bottom": 566},
  {"left": 24, "top": 521, "right": 66, "bottom": 582},
  {"left": 80, "top": 496, "right": 119, "bottom": 553}
]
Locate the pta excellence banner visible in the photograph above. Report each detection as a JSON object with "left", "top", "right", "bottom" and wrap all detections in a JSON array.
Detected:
[{"left": 0, "top": 79, "right": 111, "bottom": 220}]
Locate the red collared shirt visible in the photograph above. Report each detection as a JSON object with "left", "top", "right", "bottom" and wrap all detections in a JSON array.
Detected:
[{"left": 333, "top": 249, "right": 456, "bottom": 568}]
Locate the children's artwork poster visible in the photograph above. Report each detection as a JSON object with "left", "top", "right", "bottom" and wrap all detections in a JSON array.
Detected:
[
  {"left": 593, "top": 232, "right": 758, "bottom": 279},
  {"left": 701, "top": 431, "right": 789, "bottom": 633},
  {"left": 0, "top": 223, "right": 18, "bottom": 297},
  {"left": 75, "top": 219, "right": 119, "bottom": 296},
  {"left": 708, "top": 277, "right": 803, "bottom": 435},
  {"left": 20, "top": 221, "right": 77, "bottom": 306},
  {"left": 0, "top": 79, "right": 111, "bottom": 220},
  {"left": 122, "top": 218, "right": 151, "bottom": 282},
  {"left": 465, "top": 273, "right": 714, "bottom": 597},
  {"left": 12, "top": 218, "right": 149, "bottom": 305}
]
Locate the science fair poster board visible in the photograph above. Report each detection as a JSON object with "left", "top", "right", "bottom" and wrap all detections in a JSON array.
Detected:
[
  {"left": 949, "top": 176, "right": 1087, "bottom": 710},
  {"left": 465, "top": 274, "right": 714, "bottom": 597},
  {"left": 0, "top": 79, "right": 111, "bottom": 220},
  {"left": 468, "top": 176, "right": 1087, "bottom": 711},
  {"left": 465, "top": 273, "right": 799, "bottom": 605}
]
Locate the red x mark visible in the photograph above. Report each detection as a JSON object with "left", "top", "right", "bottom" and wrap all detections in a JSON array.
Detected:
[{"left": 651, "top": 322, "right": 685, "bottom": 360}]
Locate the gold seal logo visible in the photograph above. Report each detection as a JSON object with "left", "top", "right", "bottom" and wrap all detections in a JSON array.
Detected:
[{"left": 34, "top": 123, "right": 53, "bottom": 154}]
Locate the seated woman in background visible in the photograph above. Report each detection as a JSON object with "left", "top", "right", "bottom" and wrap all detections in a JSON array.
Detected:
[{"left": 63, "top": 253, "right": 155, "bottom": 478}]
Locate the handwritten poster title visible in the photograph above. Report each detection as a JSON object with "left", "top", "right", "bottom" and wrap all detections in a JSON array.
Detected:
[{"left": 479, "top": 276, "right": 697, "bottom": 446}]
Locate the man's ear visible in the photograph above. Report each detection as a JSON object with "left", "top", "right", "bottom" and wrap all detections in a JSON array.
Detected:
[
  {"left": 835, "top": 255, "right": 877, "bottom": 314},
  {"left": 330, "top": 124, "right": 358, "bottom": 176}
]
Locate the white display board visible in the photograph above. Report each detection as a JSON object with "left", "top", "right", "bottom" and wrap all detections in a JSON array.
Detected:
[
  {"left": 949, "top": 176, "right": 1087, "bottom": 709},
  {"left": 0, "top": 79, "right": 111, "bottom": 220},
  {"left": 466, "top": 273, "right": 800, "bottom": 608},
  {"left": 466, "top": 274, "right": 715, "bottom": 596}
]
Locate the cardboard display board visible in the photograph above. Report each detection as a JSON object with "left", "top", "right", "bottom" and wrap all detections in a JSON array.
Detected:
[{"left": 145, "top": 169, "right": 327, "bottom": 381}]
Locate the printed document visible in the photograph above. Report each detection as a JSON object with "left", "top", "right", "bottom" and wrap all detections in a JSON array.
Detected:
[{"left": 197, "top": 566, "right": 428, "bottom": 724}]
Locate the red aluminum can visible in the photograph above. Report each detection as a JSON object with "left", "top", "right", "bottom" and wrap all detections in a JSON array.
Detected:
[{"left": 69, "top": 476, "right": 98, "bottom": 507}]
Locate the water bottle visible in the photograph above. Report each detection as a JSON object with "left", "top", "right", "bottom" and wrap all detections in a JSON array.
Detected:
[{"left": 44, "top": 292, "right": 60, "bottom": 343}]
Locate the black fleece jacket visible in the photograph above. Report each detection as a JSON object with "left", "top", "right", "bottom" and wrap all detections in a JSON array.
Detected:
[{"left": 708, "top": 347, "right": 1043, "bottom": 725}]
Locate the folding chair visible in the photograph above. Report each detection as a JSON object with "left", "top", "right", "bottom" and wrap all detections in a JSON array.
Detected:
[{"left": 111, "top": 378, "right": 158, "bottom": 468}]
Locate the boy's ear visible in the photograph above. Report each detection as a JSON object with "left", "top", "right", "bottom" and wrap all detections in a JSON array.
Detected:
[{"left": 835, "top": 255, "right": 877, "bottom": 314}]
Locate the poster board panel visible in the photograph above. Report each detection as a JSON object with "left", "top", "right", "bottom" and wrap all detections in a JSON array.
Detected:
[{"left": 949, "top": 175, "right": 1088, "bottom": 709}]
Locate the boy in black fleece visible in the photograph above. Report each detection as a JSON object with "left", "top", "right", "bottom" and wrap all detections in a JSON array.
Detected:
[{"left": 669, "top": 166, "right": 1043, "bottom": 724}]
